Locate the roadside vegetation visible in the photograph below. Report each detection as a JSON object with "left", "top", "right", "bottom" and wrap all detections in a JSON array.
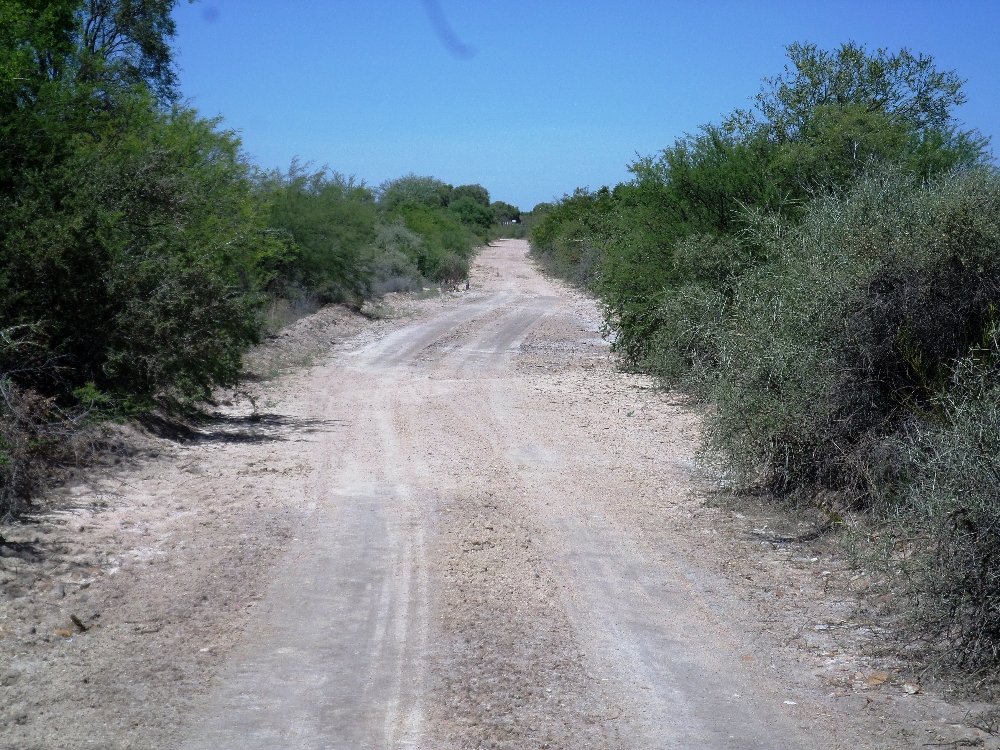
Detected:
[
  {"left": 530, "top": 42, "right": 1000, "bottom": 680},
  {"left": 0, "top": 0, "right": 519, "bottom": 519}
]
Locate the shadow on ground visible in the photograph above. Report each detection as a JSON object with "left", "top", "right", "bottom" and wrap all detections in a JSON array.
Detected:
[{"left": 137, "top": 412, "right": 345, "bottom": 445}]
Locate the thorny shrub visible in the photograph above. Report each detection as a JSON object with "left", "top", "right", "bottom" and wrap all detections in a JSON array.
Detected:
[
  {"left": 858, "top": 336, "right": 1000, "bottom": 677},
  {"left": 698, "top": 168, "right": 1000, "bottom": 676},
  {"left": 704, "top": 168, "right": 1000, "bottom": 503},
  {"left": 0, "top": 378, "right": 64, "bottom": 519},
  {"left": 0, "top": 327, "right": 89, "bottom": 519}
]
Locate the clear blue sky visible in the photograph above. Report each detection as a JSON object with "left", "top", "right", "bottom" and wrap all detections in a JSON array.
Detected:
[{"left": 172, "top": 1, "right": 1000, "bottom": 210}]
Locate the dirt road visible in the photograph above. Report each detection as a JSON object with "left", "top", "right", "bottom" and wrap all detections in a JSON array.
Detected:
[
  {"left": 173, "top": 240, "right": 932, "bottom": 748},
  {"left": 3, "top": 239, "right": 995, "bottom": 749}
]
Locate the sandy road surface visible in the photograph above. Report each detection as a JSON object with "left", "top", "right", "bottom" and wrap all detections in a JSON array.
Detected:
[
  {"left": 3, "top": 239, "right": 998, "bottom": 749},
  {"left": 173, "top": 240, "right": 956, "bottom": 749}
]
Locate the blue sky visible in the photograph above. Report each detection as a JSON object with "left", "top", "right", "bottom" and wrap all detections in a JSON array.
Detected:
[{"left": 172, "top": 1, "right": 1000, "bottom": 210}]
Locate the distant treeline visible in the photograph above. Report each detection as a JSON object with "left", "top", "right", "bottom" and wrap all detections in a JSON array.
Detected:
[
  {"left": 530, "top": 42, "right": 1000, "bottom": 678},
  {"left": 262, "top": 167, "right": 517, "bottom": 302},
  {"left": 0, "top": 0, "right": 520, "bottom": 516}
]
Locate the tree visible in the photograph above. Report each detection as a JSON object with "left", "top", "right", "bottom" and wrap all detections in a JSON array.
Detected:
[
  {"left": 0, "top": 0, "right": 279, "bottom": 403},
  {"left": 79, "top": 0, "right": 189, "bottom": 101},
  {"left": 449, "top": 195, "right": 493, "bottom": 236},
  {"left": 0, "top": 0, "right": 186, "bottom": 101},
  {"left": 0, "top": 1, "right": 77, "bottom": 89},
  {"left": 733, "top": 42, "right": 971, "bottom": 139},
  {"left": 725, "top": 42, "right": 989, "bottom": 182},
  {"left": 450, "top": 183, "right": 490, "bottom": 207},
  {"left": 378, "top": 174, "right": 453, "bottom": 209},
  {"left": 263, "top": 164, "right": 378, "bottom": 302},
  {"left": 490, "top": 200, "right": 520, "bottom": 224}
]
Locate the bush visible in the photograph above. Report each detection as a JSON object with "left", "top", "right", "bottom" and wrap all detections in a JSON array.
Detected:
[
  {"left": 863, "top": 351, "right": 1000, "bottom": 674},
  {"left": 449, "top": 195, "right": 494, "bottom": 238},
  {"left": 261, "top": 165, "right": 377, "bottom": 303},
  {"left": 528, "top": 188, "right": 612, "bottom": 287},
  {"left": 450, "top": 183, "right": 490, "bottom": 206},
  {"left": 0, "top": 378, "right": 64, "bottom": 519},
  {"left": 491, "top": 201, "right": 520, "bottom": 225},
  {"left": 532, "top": 42, "right": 989, "bottom": 372},
  {"left": 369, "top": 222, "right": 423, "bottom": 294},
  {"left": 0, "top": 1, "right": 285, "bottom": 512},
  {"left": 680, "top": 167, "right": 1000, "bottom": 673},
  {"left": 642, "top": 282, "right": 726, "bottom": 384},
  {"left": 527, "top": 40, "right": 1000, "bottom": 678},
  {"left": 434, "top": 252, "right": 469, "bottom": 284},
  {"left": 0, "top": 3, "right": 502, "bottom": 515},
  {"left": 0, "top": 327, "right": 83, "bottom": 519},
  {"left": 372, "top": 174, "right": 483, "bottom": 282},
  {"left": 393, "top": 202, "right": 480, "bottom": 277},
  {"left": 105, "top": 257, "right": 264, "bottom": 400},
  {"left": 493, "top": 222, "right": 527, "bottom": 239},
  {"left": 378, "top": 174, "right": 453, "bottom": 210},
  {"left": 0, "top": 103, "right": 279, "bottom": 404},
  {"left": 702, "top": 169, "right": 1000, "bottom": 502},
  {"left": 262, "top": 169, "right": 497, "bottom": 299}
]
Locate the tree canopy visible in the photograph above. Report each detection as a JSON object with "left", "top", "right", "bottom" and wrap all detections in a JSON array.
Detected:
[
  {"left": 450, "top": 183, "right": 490, "bottom": 207},
  {"left": 731, "top": 42, "right": 970, "bottom": 139}
]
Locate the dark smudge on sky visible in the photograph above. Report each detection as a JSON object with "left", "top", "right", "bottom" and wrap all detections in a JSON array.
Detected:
[{"left": 421, "top": 0, "right": 475, "bottom": 60}]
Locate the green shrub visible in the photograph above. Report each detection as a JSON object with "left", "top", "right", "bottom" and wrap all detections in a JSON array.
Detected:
[
  {"left": 378, "top": 174, "right": 453, "bottom": 210},
  {"left": 527, "top": 39, "right": 1000, "bottom": 678},
  {"left": 369, "top": 221, "right": 423, "bottom": 294},
  {"left": 106, "top": 256, "right": 264, "bottom": 400},
  {"left": 868, "top": 357, "right": 1000, "bottom": 673},
  {"left": 0, "top": 102, "right": 278, "bottom": 404},
  {"left": 528, "top": 188, "right": 613, "bottom": 287},
  {"left": 450, "top": 183, "right": 490, "bottom": 206},
  {"left": 493, "top": 222, "right": 527, "bottom": 239},
  {"left": 449, "top": 195, "right": 494, "bottom": 239},
  {"left": 0, "top": 3, "right": 504, "bottom": 515},
  {"left": 533, "top": 42, "right": 989, "bottom": 374},
  {"left": 375, "top": 175, "right": 483, "bottom": 282},
  {"left": 653, "top": 166, "right": 1000, "bottom": 677},
  {"left": 702, "top": 168, "right": 1000, "bottom": 503},
  {"left": 491, "top": 201, "right": 520, "bottom": 225},
  {"left": 393, "top": 202, "right": 479, "bottom": 277},
  {"left": 261, "top": 170, "right": 496, "bottom": 299},
  {"left": 433, "top": 252, "right": 469, "bottom": 284},
  {"left": 261, "top": 165, "right": 377, "bottom": 303},
  {"left": 642, "top": 282, "right": 726, "bottom": 384}
]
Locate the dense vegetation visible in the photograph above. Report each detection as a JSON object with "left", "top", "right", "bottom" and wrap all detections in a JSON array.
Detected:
[
  {"left": 0, "top": 0, "right": 518, "bottom": 517},
  {"left": 258, "top": 167, "right": 500, "bottom": 303},
  {"left": 531, "top": 42, "right": 1000, "bottom": 677}
]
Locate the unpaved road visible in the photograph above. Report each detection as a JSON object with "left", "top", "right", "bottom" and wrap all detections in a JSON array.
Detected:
[{"left": 2, "top": 240, "right": 997, "bottom": 749}]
